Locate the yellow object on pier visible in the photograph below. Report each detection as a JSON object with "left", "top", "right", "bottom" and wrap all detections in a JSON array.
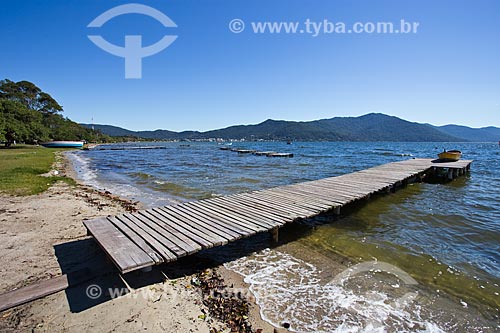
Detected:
[{"left": 438, "top": 150, "right": 462, "bottom": 162}]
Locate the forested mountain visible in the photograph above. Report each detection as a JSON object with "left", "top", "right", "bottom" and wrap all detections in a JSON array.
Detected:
[
  {"left": 4, "top": 78, "right": 496, "bottom": 144},
  {"left": 436, "top": 124, "right": 500, "bottom": 142},
  {"left": 83, "top": 114, "right": 470, "bottom": 142}
]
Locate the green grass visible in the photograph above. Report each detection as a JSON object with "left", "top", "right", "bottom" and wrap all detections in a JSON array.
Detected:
[{"left": 0, "top": 145, "right": 77, "bottom": 195}]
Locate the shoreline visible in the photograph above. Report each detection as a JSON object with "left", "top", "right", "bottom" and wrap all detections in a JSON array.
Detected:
[
  {"left": 3, "top": 148, "right": 496, "bottom": 332},
  {"left": 62, "top": 151, "right": 145, "bottom": 212},
  {"left": 66, "top": 148, "right": 185, "bottom": 208},
  {"left": 0, "top": 151, "right": 277, "bottom": 333}
]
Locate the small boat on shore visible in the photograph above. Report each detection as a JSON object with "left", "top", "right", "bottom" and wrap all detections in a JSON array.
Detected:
[
  {"left": 41, "top": 141, "right": 84, "bottom": 148},
  {"left": 438, "top": 149, "right": 462, "bottom": 162}
]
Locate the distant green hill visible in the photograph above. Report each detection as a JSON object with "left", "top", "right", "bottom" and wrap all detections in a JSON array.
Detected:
[
  {"left": 197, "top": 114, "right": 462, "bottom": 141},
  {"left": 436, "top": 124, "right": 500, "bottom": 142},
  {"left": 83, "top": 113, "right": 480, "bottom": 142},
  {"left": 79, "top": 124, "right": 137, "bottom": 137}
]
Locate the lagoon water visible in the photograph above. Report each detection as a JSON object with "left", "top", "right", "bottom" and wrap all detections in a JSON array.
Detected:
[{"left": 70, "top": 142, "right": 500, "bottom": 332}]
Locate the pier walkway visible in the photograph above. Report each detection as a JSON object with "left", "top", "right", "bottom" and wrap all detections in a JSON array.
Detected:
[{"left": 84, "top": 158, "right": 472, "bottom": 274}]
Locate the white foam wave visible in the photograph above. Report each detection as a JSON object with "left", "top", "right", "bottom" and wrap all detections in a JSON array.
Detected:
[
  {"left": 67, "top": 151, "right": 98, "bottom": 186},
  {"left": 225, "top": 249, "right": 445, "bottom": 333},
  {"left": 67, "top": 151, "right": 179, "bottom": 207}
]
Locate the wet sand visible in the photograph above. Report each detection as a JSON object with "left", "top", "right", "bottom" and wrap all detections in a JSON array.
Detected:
[{"left": 0, "top": 152, "right": 277, "bottom": 333}]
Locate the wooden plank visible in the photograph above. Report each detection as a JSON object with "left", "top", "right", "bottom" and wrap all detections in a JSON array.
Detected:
[
  {"left": 233, "top": 192, "right": 311, "bottom": 217},
  {"left": 296, "top": 184, "right": 363, "bottom": 200},
  {"left": 107, "top": 216, "right": 165, "bottom": 264},
  {"left": 159, "top": 205, "right": 235, "bottom": 242},
  {"left": 212, "top": 194, "right": 290, "bottom": 221},
  {"left": 271, "top": 187, "right": 348, "bottom": 205},
  {"left": 298, "top": 179, "right": 375, "bottom": 195},
  {"left": 146, "top": 209, "right": 220, "bottom": 248},
  {"left": 237, "top": 193, "right": 315, "bottom": 218},
  {"left": 199, "top": 198, "right": 280, "bottom": 229},
  {"left": 209, "top": 197, "right": 285, "bottom": 226},
  {"left": 241, "top": 191, "right": 319, "bottom": 215},
  {"left": 214, "top": 195, "right": 293, "bottom": 222},
  {"left": 224, "top": 194, "right": 300, "bottom": 220},
  {"left": 256, "top": 190, "right": 333, "bottom": 210},
  {"left": 355, "top": 173, "right": 417, "bottom": 182},
  {"left": 84, "top": 218, "right": 155, "bottom": 273},
  {"left": 122, "top": 213, "right": 196, "bottom": 256},
  {"left": 292, "top": 183, "right": 360, "bottom": 199},
  {"left": 182, "top": 202, "right": 258, "bottom": 235},
  {"left": 172, "top": 204, "right": 244, "bottom": 239},
  {"left": 186, "top": 201, "right": 264, "bottom": 233},
  {"left": 0, "top": 269, "right": 92, "bottom": 312},
  {"left": 243, "top": 191, "right": 328, "bottom": 213},
  {"left": 152, "top": 207, "right": 228, "bottom": 247},
  {"left": 139, "top": 210, "right": 214, "bottom": 249},
  {"left": 174, "top": 204, "right": 249, "bottom": 238},
  {"left": 430, "top": 160, "right": 472, "bottom": 169},
  {"left": 112, "top": 215, "right": 176, "bottom": 262},
  {"left": 356, "top": 170, "right": 417, "bottom": 178},
  {"left": 266, "top": 187, "right": 344, "bottom": 206},
  {"left": 319, "top": 178, "right": 389, "bottom": 191},
  {"left": 311, "top": 183, "right": 378, "bottom": 197},
  {"left": 0, "top": 275, "right": 69, "bottom": 312},
  {"left": 314, "top": 178, "right": 386, "bottom": 191},
  {"left": 195, "top": 200, "right": 273, "bottom": 231}
]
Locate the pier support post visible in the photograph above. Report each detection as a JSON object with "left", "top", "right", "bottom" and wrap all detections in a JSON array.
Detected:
[
  {"left": 447, "top": 169, "right": 453, "bottom": 180},
  {"left": 333, "top": 206, "right": 341, "bottom": 215},
  {"left": 271, "top": 227, "right": 279, "bottom": 243}
]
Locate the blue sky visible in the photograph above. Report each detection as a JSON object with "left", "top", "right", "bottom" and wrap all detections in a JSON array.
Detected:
[{"left": 1, "top": 0, "right": 499, "bottom": 131}]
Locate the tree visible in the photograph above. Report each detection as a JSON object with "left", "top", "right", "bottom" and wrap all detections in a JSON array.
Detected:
[
  {"left": 0, "top": 79, "right": 63, "bottom": 115},
  {"left": 0, "top": 78, "right": 103, "bottom": 146},
  {"left": 0, "top": 99, "right": 49, "bottom": 146}
]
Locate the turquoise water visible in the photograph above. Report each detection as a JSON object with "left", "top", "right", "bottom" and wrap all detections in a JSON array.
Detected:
[{"left": 70, "top": 142, "right": 500, "bottom": 331}]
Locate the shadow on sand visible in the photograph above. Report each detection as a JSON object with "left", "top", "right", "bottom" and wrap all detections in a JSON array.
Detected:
[
  {"left": 53, "top": 222, "right": 313, "bottom": 313},
  {"left": 54, "top": 209, "right": 351, "bottom": 312}
]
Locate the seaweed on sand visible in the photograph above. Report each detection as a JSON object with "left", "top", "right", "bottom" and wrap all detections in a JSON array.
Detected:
[{"left": 193, "top": 269, "right": 258, "bottom": 333}]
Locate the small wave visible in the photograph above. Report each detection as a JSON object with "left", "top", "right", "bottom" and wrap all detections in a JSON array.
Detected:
[
  {"left": 236, "top": 177, "right": 261, "bottom": 184},
  {"left": 67, "top": 151, "right": 98, "bottom": 184},
  {"left": 150, "top": 181, "right": 212, "bottom": 199},
  {"left": 225, "top": 249, "right": 445, "bottom": 333},
  {"left": 371, "top": 151, "right": 413, "bottom": 157},
  {"left": 129, "top": 172, "right": 154, "bottom": 180}
]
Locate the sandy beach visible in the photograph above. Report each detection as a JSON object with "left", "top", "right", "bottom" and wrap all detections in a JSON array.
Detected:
[{"left": 0, "top": 152, "right": 277, "bottom": 333}]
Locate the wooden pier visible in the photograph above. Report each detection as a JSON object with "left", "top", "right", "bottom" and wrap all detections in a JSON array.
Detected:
[{"left": 84, "top": 158, "right": 472, "bottom": 274}]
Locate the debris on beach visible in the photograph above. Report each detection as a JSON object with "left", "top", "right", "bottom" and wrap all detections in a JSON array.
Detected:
[
  {"left": 74, "top": 187, "right": 139, "bottom": 212},
  {"left": 194, "top": 269, "right": 255, "bottom": 333}
]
